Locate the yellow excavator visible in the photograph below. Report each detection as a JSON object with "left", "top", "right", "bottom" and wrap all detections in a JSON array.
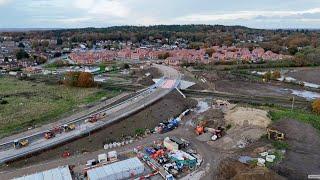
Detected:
[{"left": 267, "top": 128, "right": 285, "bottom": 141}]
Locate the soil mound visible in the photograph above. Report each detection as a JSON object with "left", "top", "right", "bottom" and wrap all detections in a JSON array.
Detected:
[
  {"left": 216, "top": 158, "right": 285, "bottom": 180},
  {"left": 210, "top": 107, "right": 271, "bottom": 151},
  {"left": 225, "top": 107, "right": 271, "bottom": 128}
]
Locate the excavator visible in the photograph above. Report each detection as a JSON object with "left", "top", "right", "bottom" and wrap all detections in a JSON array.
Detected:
[
  {"left": 195, "top": 121, "right": 207, "bottom": 135},
  {"left": 267, "top": 128, "right": 285, "bottom": 141}
]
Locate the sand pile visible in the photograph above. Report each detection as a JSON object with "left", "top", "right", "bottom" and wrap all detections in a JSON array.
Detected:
[
  {"left": 225, "top": 107, "right": 271, "bottom": 128},
  {"left": 210, "top": 107, "right": 271, "bottom": 150}
]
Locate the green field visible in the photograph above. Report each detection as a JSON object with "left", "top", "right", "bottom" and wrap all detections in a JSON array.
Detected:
[
  {"left": 0, "top": 76, "right": 119, "bottom": 137},
  {"left": 268, "top": 108, "right": 320, "bottom": 132}
]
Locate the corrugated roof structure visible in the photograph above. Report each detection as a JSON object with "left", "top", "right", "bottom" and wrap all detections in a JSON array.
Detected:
[
  {"left": 13, "top": 166, "right": 72, "bottom": 180},
  {"left": 87, "top": 157, "right": 144, "bottom": 180}
]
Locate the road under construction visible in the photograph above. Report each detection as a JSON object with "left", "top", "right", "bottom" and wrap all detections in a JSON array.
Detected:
[{"left": 0, "top": 64, "right": 181, "bottom": 164}]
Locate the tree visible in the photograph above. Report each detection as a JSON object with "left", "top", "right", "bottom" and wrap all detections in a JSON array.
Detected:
[
  {"left": 16, "top": 49, "right": 29, "bottom": 60},
  {"left": 18, "top": 42, "right": 25, "bottom": 48},
  {"left": 77, "top": 72, "right": 94, "bottom": 87},
  {"left": 158, "top": 52, "right": 170, "bottom": 59},
  {"left": 57, "top": 38, "right": 63, "bottom": 45},
  {"left": 122, "top": 63, "right": 130, "bottom": 69},
  {"left": 312, "top": 99, "right": 320, "bottom": 114},
  {"left": 205, "top": 48, "right": 216, "bottom": 57},
  {"left": 263, "top": 71, "right": 272, "bottom": 81},
  {"left": 288, "top": 46, "right": 298, "bottom": 55},
  {"left": 53, "top": 52, "right": 62, "bottom": 58},
  {"left": 64, "top": 72, "right": 94, "bottom": 88},
  {"left": 64, "top": 72, "right": 80, "bottom": 87},
  {"left": 272, "top": 70, "right": 281, "bottom": 79}
]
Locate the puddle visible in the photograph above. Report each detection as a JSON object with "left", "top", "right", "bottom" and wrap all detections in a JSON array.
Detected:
[
  {"left": 195, "top": 101, "right": 210, "bottom": 113},
  {"left": 252, "top": 71, "right": 267, "bottom": 76},
  {"left": 253, "top": 71, "right": 320, "bottom": 89},
  {"left": 278, "top": 76, "right": 320, "bottom": 89},
  {"left": 285, "top": 89, "right": 320, "bottom": 100}
]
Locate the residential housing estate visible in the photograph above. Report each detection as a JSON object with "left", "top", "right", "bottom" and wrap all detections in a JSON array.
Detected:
[{"left": 68, "top": 46, "right": 291, "bottom": 65}]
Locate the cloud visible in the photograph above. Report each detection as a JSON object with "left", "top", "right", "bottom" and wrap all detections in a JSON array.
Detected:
[
  {"left": 175, "top": 8, "right": 320, "bottom": 22},
  {"left": 73, "top": 0, "right": 94, "bottom": 9},
  {"left": 0, "top": 0, "right": 11, "bottom": 6},
  {"left": 73, "top": 0, "right": 129, "bottom": 18}
]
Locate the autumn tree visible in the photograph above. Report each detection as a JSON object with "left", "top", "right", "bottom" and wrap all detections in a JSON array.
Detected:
[
  {"left": 77, "top": 72, "right": 94, "bottom": 87},
  {"left": 263, "top": 71, "right": 272, "bottom": 81},
  {"left": 205, "top": 48, "right": 216, "bottom": 57},
  {"left": 64, "top": 71, "right": 80, "bottom": 87},
  {"left": 272, "top": 70, "right": 281, "bottom": 79},
  {"left": 64, "top": 71, "right": 94, "bottom": 88},
  {"left": 158, "top": 52, "right": 170, "bottom": 59},
  {"left": 312, "top": 99, "right": 320, "bottom": 114}
]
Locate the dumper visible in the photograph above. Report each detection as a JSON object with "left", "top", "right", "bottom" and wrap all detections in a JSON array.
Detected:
[
  {"left": 63, "top": 124, "right": 76, "bottom": 132},
  {"left": 14, "top": 139, "right": 29, "bottom": 149}
]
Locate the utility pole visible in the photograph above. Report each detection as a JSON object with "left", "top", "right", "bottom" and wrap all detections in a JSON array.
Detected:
[{"left": 291, "top": 96, "right": 295, "bottom": 111}]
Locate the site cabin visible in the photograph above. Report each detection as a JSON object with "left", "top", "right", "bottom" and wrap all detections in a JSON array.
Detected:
[
  {"left": 98, "top": 153, "right": 107, "bottom": 163},
  {"left": 169, "top": 137, "right": 186, "bottom": 149}
]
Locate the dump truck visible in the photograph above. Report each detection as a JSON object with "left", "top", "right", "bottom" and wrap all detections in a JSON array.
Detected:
[
  {"left": 63, "top": 124, "right": 76, "bottom": 132},
  {"left": 267, "top": 128, "right": 285, "bottom": 141},
  {"left": 14, "top": 139, "right": 29, "bottom": 149}
]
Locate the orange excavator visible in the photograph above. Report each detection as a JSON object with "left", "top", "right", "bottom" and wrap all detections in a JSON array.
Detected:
[{"left": 195, "top": 121, "right": 207, "bottom": 135}]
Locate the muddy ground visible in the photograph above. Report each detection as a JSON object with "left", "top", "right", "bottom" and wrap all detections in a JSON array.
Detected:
[
  {"left": 271, "top": 119, "right": 320, "bottom": 180},
  {"left": 216, "top": 158, "right": 285, "bottom": 180},
  {"left": 287, "top": 67, "right": 320, "bottom": 85},
  {"left": 3, "top": 91, "right": 197, "bottom": 170},
  {"left": 132, "top": 66, "right": 162, "bottom": 86},
  {"left": 215, "top": 80, "right": 292, "bottom": 97},
  {"left": 189, "top": 69, "right": 310, "bottom": 99}
]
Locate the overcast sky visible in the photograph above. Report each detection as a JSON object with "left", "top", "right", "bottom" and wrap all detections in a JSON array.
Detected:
[{"left": 1, "top": 0, "right": 320, "bottom": 29}]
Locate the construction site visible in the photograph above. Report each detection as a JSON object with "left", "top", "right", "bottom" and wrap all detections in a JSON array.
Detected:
[{"left": 1, "top": 62, "right": 320, "bottom": 180}]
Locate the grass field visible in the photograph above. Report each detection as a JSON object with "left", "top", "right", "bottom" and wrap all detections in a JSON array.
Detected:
[
  {"left": 268, "top": 108, "right": 320, "bottom": 132},
  {"left": 0, "top": 76, "right": 119, "bottom": 137}
]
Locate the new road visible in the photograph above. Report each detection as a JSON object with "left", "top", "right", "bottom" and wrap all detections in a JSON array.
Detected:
[{"left": 0, "top": 64, "right": 181, "bottom": 164}]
